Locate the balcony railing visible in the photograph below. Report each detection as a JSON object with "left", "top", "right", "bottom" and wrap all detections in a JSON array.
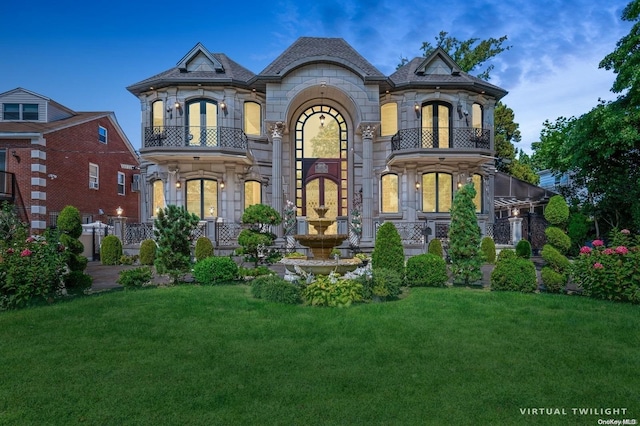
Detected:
[
  {"left": 143, "top": 126, "right": 248, "bottom": 150},
  {"left": 391, "top": 127, "right": 491, "bottom": 151}
]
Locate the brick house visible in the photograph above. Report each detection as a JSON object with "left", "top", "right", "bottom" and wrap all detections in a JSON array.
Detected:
[
  {"left": 127, "top": 37, "right": 507, "bottom": 255},
  {"left": 0, "top": 88, "right": 140, "bottom": 231}
]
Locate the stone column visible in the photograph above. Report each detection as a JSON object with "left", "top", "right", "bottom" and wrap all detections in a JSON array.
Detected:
[
  {"left": 269, "top": 121, "right": 285, "bottom": 238},
  {"left": 509, "top": 215, "right": 523, "bottom": 245},
  {"left": 359, "top": 123, "right": 378, "bottom": 244}
]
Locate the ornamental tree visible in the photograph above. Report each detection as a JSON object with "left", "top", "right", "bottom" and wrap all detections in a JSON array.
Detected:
[
  {"left": 153, "top": 205, "right": 200, "bottom": 284},
  {"left": 541, "top": 195, "right": 571, "bottom": 292},
  {"left": 237, "top": 204, "right": 282, "bottom": 267},
  {"left": 448, "top": 183, "right": 483, "bottom": 286}
]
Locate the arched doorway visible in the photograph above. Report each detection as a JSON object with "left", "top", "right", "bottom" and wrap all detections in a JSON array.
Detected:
[{"left": 294, "top": 105, "right": 348, "bottom": 234}]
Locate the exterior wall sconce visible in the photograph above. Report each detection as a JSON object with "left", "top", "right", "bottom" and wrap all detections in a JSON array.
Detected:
[
  {"left": 116, "top": 206, "right": 123, "bottom": 217},
  {"left": 220, "top": 98, "right": 226, "bottom": 111},
  {"left": 176, "top": 181, "right": 182, "bottom": 189},
  {"left": 12, "top": 151, "right": 20, "bottom": 163},
  {"left": 414, "top": 103, "right": 420, "bottom": 117},
  {"left": 415, "top": 181, "right": 421, "bottom": 190},
  {"left": 220, "top": 180, "right": 225, "bottom": 189}
]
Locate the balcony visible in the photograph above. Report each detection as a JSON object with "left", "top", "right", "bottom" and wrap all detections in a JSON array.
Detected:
[
  {"left": 140, "top": 126, "right": 251, "bottom": 164},
  {"left": 388, "top": 127, "right": 492, "bottom": 168}
]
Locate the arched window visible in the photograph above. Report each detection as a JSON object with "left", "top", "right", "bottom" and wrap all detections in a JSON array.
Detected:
[
  {"left": 472, "top": 174, "right": 483, "bottom": 213},
  {"left": 244, "top": 101, "right": 261, "bottom": 136},
  {"left": 381, "top": 174, "right": 399, "bottom": 213},
  {"left": 186, "top": 99, "right": 218, "bottom": 146},
  {"left": 244, "top": 180, "right": 261, "bottom": 208},
  {"left": 380, "top": 103, "right": 398, "bottom": 137},
  {"left": 186, "top": 179, "right": 218, "bottom": 219},
  {"left": 472, "top": 103, "right": 483, "bottom": 130},
  {"left": 421, "top": 102, "right": 451, "bottom": 148},
  {"left": 421, "top": 172, "right": 452, "bottom": 212},
  {"left": 152, "top": 180, "right": 165, "bottom": 216},
  {"left": 151, "top": 100, "right": 164, "bottom": 131}
]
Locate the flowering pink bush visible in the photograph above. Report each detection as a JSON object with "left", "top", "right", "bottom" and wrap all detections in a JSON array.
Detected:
[{"left": 572, "top": 231, "right": 640, "bottom": 304}]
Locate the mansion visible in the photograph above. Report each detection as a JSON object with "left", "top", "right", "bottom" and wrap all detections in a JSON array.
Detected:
[{"left": 127, "top": 37, "right": 507, "bottom": 254}]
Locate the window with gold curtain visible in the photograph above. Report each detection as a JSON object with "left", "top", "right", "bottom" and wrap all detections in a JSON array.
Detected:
[
  {"left": 380, "top": 103, "right": 397, "bottom": 136},
  {"left": 244, "top": 180, "right": 261, "bottom": 208},
  {"left": 422, "top": 172, "right": 452, "bottom": 212},
  {"left": 381, "top": 174, "right": 399, "bottom": 213},
  {"left": 152, "top": 180, "right": 165, "bottom": 215},
  {"left": 472, "top": 174, "right": 483, "bottom": 213}
]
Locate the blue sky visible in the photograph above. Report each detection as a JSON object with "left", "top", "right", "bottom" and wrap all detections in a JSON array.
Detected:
[{"left": 0, "top": 0, "right": 632, "bottom": 155}]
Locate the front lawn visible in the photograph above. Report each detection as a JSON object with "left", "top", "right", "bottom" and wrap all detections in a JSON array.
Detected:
[{"left": 1, "top": 286, "right": 638, "bottom": 425}]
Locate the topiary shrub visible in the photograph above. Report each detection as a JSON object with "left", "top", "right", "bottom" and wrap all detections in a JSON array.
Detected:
[
  {"left": 192, "top": 256, "right": 239, "bottom": 285},
  {"left": 515, "top": 240, "right": 532, "bottom": 259},
  {"left": 139, "top": 239, "right": 156, "bottom": 266},
  {"left": 428, "top": 238, "right": 443, "bottom": 258},
  {"left": 237, "top": 204, "right": 282, "bottom": 267},
  {"left": 497, "top": 249, "right": 517, "bottom": 262},
  {"left": 117, "top": 266, "right": 153, "bottom": 289},
  {"left": 57, "top": 205, "right": 83, "bottom": 239},
  {"left": 58, "top": 205, "right": 87, "bottom": 276},
  {"left": 63, "top": 270, "right": 93, "bottom": 294},
  {"left": 405, "top": 253, "right": 448, "bottom": 287},
  {"left": 540, "top": 244, "right": 569, "bottom": 292},
  {"left": 540, "top": 266, "right": 566, "bottom": 294},
  {"left": 490, "top": 257, "right": 537, "bottom": 292},
  {"left": 194, "top": 237, "right": 214, "bottom": 262},
  {"left": 372, "top": 222, "right": 405, "bottom": 279},
  {"left": 154, "top": 205, "right": 201, "bottom": 284},
  {"left": 100, "top": 235, "right": 123, "bottom": 265},
  {"left": 544, "top": 227, "right": 571, "bottom": 254},
  {"left": 251, "top": 275, "right": 301, "bottom": 304},
  {"left": 544, "top": 195, "right": 570, "bottom": 228},
  {"left": 371, "top": 268, "right": 402, "bottom": 300},
  {"left": 480, "top": 237, "right": 496, "bottom": 264}
]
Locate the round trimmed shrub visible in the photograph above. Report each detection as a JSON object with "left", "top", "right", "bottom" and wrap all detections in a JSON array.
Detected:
[
  {"left": 139, "top": 239, "right": 157, "bottom": 266},
  {"left": 100, "top": 235, "right": 123, "bottom": 265},
  {"left": 193, "top": 256, "right": 238, "bottom": 285},
  {"left": 372, "top": 268, "right": 402, "bottom": 299},
  {"left": 490, "top": 257, "right": 537, "bottom": 292},
  {"left": 251, "top": 275, "right": 301, "bottom": 304},
  {"left": 405, "top": 253, "right": 448, "bottom": 287},
  {"left": 515, "top": 239, "right": 532, "bottom": 259},
  {"left": 497, "top": 249, "right": 517, "bottom": 262},
  {"left": 428, "top": 238, "right": 444, "bottom": 258},
  {"left": 57, "top": 205, "right": 83, "bottom": 239},
  {"left": 372, "top": 222, "right": 405, "bottom": 279},
  {"left": 544, "top": 227, "right": 571, "bottom": 254},
  {"left": 481, "top": 237, "right": 496, "bottom": 264},
  {"left": 541, "top": 244, "right": 571, "bottom": 272},
  {"left": 194, "top": 237, "right": 214, "bottom": 262},
  {"left": 544, "top": 195, "right": 570, "bottom": 227},
  {"left": 541, "top": 266, "right": 567, "bottom": 293}
]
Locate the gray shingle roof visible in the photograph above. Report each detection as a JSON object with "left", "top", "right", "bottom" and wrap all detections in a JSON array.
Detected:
[{"left": 258, "top": 37, "right": 386, "bottom": 81}]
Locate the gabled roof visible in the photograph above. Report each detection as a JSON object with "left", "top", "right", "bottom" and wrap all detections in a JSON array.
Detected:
[
  {"left": 127, "top": 43, "right": 256, "bottom": 95},
  {"left": 0, "top": 111, "right": 110, "bottom": 133},
  {"left": 389, "top": 47, "right": 508, "bottom": 99},
  {"left": 0, "top": 87, "right": 50, "bottom": 100},
  {"left": 257, "top": 37, "right": 386, "bottom": 83}
]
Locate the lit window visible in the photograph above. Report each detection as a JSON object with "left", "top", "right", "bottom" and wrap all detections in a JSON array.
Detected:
[
  {"left": 244, "top": 180, "right": 261, "bottom": 208},
  {"left": 98, "top": 126, "right": 108, "bottom": 144},
  {"left": 152, "top": 100, "right": 164, "bottom": 129},
  {"left": 422, "top": 173, "right": 452, "bottom": 212},
  {"left": 117, "top": 172, "right": 125, "bottom": 195},
  {"left": 244, "top": 102, "right": 261, "bottom": 136},
  {"left": 186, "top": 179, "right": 218, "bottom": 219},
  {"left": 381, "top": 174, "right": 399, "bottom": 213},
  {"left": 89, "top": 163, "right": 99, "bottom": 189},
  {"left": 152, "top": 180, "right": 165, "bottom": 215},
  {"left": 380, "top": 103, "right": 397, "bottom": 136},
  {"left": 472, "top": 174, "right": 483, "bottom": 213},
  {"left": 421, "top": 102, "right": 451, "bottom": 148}
]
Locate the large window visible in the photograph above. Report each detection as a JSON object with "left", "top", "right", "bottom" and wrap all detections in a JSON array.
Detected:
[
  {"left": 3, "top": 104, "right": 19, "bottom": 120},
  {"left": 186, "top": 179, "right": 218, "bottom": 219},
  {"left": 244, "top": 102, "right": 261, "bottom": 136},
  {"left": 152, "top": 180, "right": 165, "bottom": 215},
  {"left": 381, "top": 174, "right": 399, "bottom": 213},
  {"left": 472, "top": 174, "right": 483, "bottom": 213},
  {"left": 187, "top": 99, "right": 218, "bottom": 146},
  {"left": 152, "top": 100, "right": 164, "bottom": 130},
  {"left": 421, "top": 172, "right": 452, "bottom": 212},
  {"left": 244, "top": 180, "right": 261, "bottom": 208},
  {"left": 380, "top": 103, "right": 397, "bottom": 137},
  {"left": 472, "top": 103, "right": 483, "bottom": 130},
  {"left": 89, "top": 163, "right": 99, "bottom": 189},
  {"left": 98, "top": 126, "right": 108, "bottom": 144},
  {"left": 421, "top": 102, "right": 451, "bottom": 148}
]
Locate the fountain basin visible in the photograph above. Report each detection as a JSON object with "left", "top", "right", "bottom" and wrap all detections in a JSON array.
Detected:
[
  {"left": 280, "top": 257, "right": 363, "bottom": 276},
  {"left": 293, "top": 234, "right": 348, "bottom": 260}
]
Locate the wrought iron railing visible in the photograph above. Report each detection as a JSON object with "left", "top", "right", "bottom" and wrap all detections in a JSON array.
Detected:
[
  {"left": 391, "top": 127, "right": 491, "bottom": 151},
  {"left": 375, "top": 221, "right": 426, "bottom": 245},
  {"left": 215, "top": 222, "right": 244, "bottom": 246},
  {"left": 143, "top": 126, "right": 248, "bottom": 150},
  {"left": 124, "top": 222, "right": 154, "bottom": 245},
  {"left": 487, "top": 219, "right": 511, "bottom": 245}
]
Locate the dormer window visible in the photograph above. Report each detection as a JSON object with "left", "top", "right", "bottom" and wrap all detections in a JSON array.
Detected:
[
  {"left": 2, "top": 103, "right": 38, "bottom": 121},
  {"left": 99, "top": 126, "right": 108, "bottom": 144}
]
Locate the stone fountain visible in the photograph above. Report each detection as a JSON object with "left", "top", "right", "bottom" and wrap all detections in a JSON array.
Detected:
[{"left": 280, "top": 206, "right": 362, "bottom": 276}]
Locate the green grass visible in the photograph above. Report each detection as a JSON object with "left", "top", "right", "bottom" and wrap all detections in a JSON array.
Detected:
[{"left": 1, "top": 286, "right": 639, "bottom": 425}]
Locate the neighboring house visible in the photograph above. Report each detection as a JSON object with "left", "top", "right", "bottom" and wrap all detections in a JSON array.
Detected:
[
  {"left": 0, "top": 88, "right": 140, "bottom": 232},
  {"left": 126, "top": 37, "right": 507, "bottom": 255},
  {"left": 538, "top": 169, "right": 572, "bottom": 192}
]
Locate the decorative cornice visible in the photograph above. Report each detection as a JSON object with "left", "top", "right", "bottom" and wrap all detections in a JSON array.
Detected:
[{"left": 358, "top": 123, "right": 379, "bottom": 139}]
